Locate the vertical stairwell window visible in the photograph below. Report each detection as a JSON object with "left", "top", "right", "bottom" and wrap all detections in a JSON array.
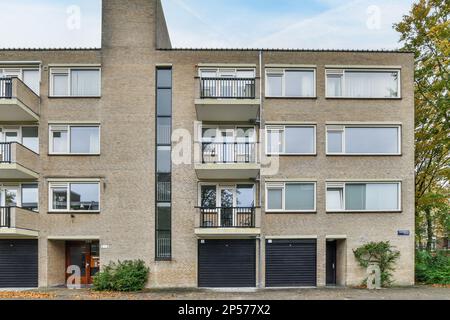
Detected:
[{"left": 156, "top": 67, "right": 172, "bottom": 260}]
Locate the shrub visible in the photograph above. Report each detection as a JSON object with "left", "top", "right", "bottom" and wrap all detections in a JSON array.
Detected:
[
  {"left": 416, "top": 250, "right": 450, "bottom": 285},
  {"left": 353, "top": 241, "right": 400, "bottom": 287},
  {"left": 93, "top": 260, "right": 149, "bottom": 292}
]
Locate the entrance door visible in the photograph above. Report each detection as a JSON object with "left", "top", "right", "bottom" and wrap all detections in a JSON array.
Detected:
[
  {"left": 66, "top": 241, "right": 100, "bottom": 285},
  {"left": 219, "top": 187, "right": 234, "bottom": 227},
  {"left": 326, "top": 240, "right": 337, "bottom": 286}
]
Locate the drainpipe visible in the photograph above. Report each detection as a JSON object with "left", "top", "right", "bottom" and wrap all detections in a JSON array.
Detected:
[{"left": 257, "top": 50, "right": 264, "bottom": 289}]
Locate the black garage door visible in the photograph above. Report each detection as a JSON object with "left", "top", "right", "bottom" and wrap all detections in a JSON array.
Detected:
[
  {"left": 266, "top": 239, "right": 316, "bottom": 287},
  {"left": 198, "top": 239, "right": 256, "bottom": 288},
  {"left": 0, "top": 240, "right": 38, "bottom": 288}
]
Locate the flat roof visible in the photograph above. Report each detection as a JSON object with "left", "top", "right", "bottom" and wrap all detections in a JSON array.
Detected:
[{"left": 0, "top": 47, "right": 413, "bottom": 54}]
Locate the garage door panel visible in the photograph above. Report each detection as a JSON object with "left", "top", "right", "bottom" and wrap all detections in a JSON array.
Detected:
[
  {"left": 198, "top": 239, "right": 256, "bottom": 288},
  {"left": 0, "top": 240, "right": 38, "bottom": 288},
  {"left": 266, "top": 239, "right": 317, "bottom": 287}
]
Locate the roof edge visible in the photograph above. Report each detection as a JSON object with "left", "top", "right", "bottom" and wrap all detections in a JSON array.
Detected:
[
  {"left": 0, "top": 48, "right": 101, "bottom": 51},
  {"left": 157, "top": 48, "right": 413, "bottom": 53}
]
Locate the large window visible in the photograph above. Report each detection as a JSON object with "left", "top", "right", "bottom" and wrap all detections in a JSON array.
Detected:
[
  {"left": 326, "top": 182, "right": 401, "bottom": 212},
  {"left": 327, "top": 125, "right": 401, "bottom": 155},
  {"left": 266, "top": 68, "right": 316, "bottom": 97},
  {"left": 0, "top": 126, "right": 39, "bottom": 154},
  {"left": 156, "top": 67, "right": 172, "bottom": 260},
  {"left": 200, "top": 184, "right": 255, "bottom": 208},
  {"left": 326, "top": 69, "right": 400, "bottom": 98},
  {"left": 21, "top": 184, "right": 39, "bottom": 211},
  {"left": 0, "top": 68, "right": 40, "bottom": 95},
  {"left": 49, "top": 125, "right": 100, "bottom": 155},
  {"left": 49, "top": 182, "right": 100, "bottom": 212},
  {"left": 266, "top": 125, "right": 316, "bottom": 155},
  {"left": 50, "top": 68, "right": 101, "bottom": 97},
  {"left": 266, "top": 182, "right": 316, "bottom": 212}
]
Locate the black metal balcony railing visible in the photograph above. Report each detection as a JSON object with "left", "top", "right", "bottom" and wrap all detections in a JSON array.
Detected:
[
  {"left": 200, "top": 78, "right": 256, "bottom": 99},
  {"left": 202, "top": 142, "right": 256, "bottom": 164},
  {"left": 0, "top": 207, "right": 11, "bottom": 228},
  {"left": 0, "top": 78, "right": 13, "bottom": 98},
  {"left": 199, "top": 207, "right": 255, "bottom": 228},
  {"left": 0, "top": 143, "right": 12, "bottom": 163}
]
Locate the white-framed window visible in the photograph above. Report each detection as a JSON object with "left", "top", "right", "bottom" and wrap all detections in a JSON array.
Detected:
[
  {"left": 49, "top": 181, "right": 100, "bottom": 212},
  {"left": 200, "top": 125, "right": 257, "bottom": 163},
  {"left": 266, "top": 182, "right": 316, "bottom": 212},
  {"left": 49, "top": 124, "right": 100, "bottom": 155},
  {"left": 21, "top": 183, "right": 39, "bottom": 211},
  {"left": 266, "top": 68, "right": 316, "bottom": 97},
  {"left": 49, "top": 68, "right": 101, "bottom": 97},
  {"left": 326, "top": 182, "right": 401, "bottom": 212},
  {"left": 326, "top": 125, "right": 401, "bottom": 155},
  {"left": 266, "top": 125, "right": 316, "bottom": 155},
  {"left": 326, "top": 69, "right": 401, "bottom": 98},
  {"left": 0, "top": 126, "right": 39, "bottom": 154},
  {"left": 0, "top": 67, "right": 40, "bottom": 95},
  {"left": 0, "top": 183, "right": 39, "bottom": 211}
]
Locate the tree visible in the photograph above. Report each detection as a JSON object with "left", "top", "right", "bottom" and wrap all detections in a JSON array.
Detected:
[{"left": 394, "top": 0, "right": 449, "bottom": 250}]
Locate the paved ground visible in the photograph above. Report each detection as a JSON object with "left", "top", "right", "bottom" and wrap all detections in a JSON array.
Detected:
[{"left": 0, "top": 285, "right": 449, "bottom": 300}]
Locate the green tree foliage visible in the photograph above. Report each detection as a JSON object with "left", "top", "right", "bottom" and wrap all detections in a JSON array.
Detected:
[
  {"left": 353, "top": 241, "right": 401, "bottom": 287},
  {"left": 416, "top": 250, "right": 450, "bottom": 284},
  {"left": 394, "top": 0, "right": 449, "bottom": 250}
]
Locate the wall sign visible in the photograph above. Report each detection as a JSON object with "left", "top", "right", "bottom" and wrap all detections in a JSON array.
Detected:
[{"left": 397, "top": 230, "right": 410, "bottom": 236}]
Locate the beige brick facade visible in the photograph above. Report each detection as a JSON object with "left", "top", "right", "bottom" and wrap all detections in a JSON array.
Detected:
[{"left": 0, "top": 0, "right": 414, "bottom": 288}]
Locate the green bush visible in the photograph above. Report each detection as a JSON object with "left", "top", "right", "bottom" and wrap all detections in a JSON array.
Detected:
[
  {"left": 353, "top": 241, "right": 400, "bottom": 287},
  {"left": 93, "top": 260, "right": 149, "bottom": 292},
  {"left": 416, "top": 250, "right": 450, "bottom": 285}
]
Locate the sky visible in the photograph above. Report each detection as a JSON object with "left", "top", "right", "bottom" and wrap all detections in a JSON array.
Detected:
[{"left": 0, "top": 0, "right": 415, "bottom": 50}]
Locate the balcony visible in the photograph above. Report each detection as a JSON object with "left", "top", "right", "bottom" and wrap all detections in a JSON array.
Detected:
[
  {"left": 0, "top": 78, "right": 40, "bottom": 122},
  {"left": 0, "top": 207, "right": 39, "bottom": 238},
  {"left": 0, "top": 143, "right": 39, "bottom": 180},
  {"left": 195, "top": 142, "right": 260, "bottom": 180},
  {"left": 194, "top": 207, "right": 261, "bottom": 237},
  {"left": 195, "top": 78, "right": 260, "bottom": 121}
]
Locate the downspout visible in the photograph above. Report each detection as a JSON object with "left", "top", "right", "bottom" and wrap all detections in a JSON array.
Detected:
[{"left": 257, "top": 49, "right": 264, "bottom": 289}]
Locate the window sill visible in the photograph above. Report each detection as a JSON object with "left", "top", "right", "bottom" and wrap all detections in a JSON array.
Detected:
[
  {"left": 325, "top": 97, "right": 402, "bottom": 100},
  {"left": 48, "top": 96, "right": 101, "bottom": 99},
  {"left": 48, "top": 153, "right": 101, "bottom": 157},
  {"left": 326, "top": 210, "right": 402, "bottom": 214},
  {"left": 266, "top": 153, "right": 317, "bottom": 157},
  {"left": 265, "top": 211, "right": 317, "bottom": 214},
  {"left": 265, "top": 96, "right": 318, "bottom": 100},
  {"left": 326, "top": 153, "right": 402, "bottom": 157},
  {"left": 48, "top": 211, "right": 100, "bottom": 214}
]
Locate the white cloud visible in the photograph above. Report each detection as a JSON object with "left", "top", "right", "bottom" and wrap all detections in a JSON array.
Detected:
[
  {"left": 163, "top": 0, "right": 414, "bottom": 49},
  {"left": 250, "top": 0, "right": 413, "bottom": 49},
  {"left": 0, "top": 1, "right": 100, "bottom": 48},
  {"left": 0, "top": 0, "right": 413, "bottom": 49}
]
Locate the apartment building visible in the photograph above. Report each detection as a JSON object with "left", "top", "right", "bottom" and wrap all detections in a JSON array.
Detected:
[{"left": 0, "top": 0, "right": 414, "bottom": 288}]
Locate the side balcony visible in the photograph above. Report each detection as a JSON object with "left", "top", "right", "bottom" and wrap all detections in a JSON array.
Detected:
[
  {"left": 0, "top": 78, "right": 40, "bottom": 122},
  {"left": 194, "top": 142, "right": 260, "bottom": 180},
  {"left": 195, "top": 77, "right": 260, "bottom": 121},
  {"left": 0, "top": 143, "right": 39, "bottom": 180},
  {"left": 194, "top": 207, "right": 261, "bottom": 238},
  {"left": 0, "top": 207, "right": 39, "bottom": 238}
]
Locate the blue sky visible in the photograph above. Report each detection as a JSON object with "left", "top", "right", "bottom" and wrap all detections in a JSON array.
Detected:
[{"left": 0, "top": 0, "right": 415, "bottom": 49}]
